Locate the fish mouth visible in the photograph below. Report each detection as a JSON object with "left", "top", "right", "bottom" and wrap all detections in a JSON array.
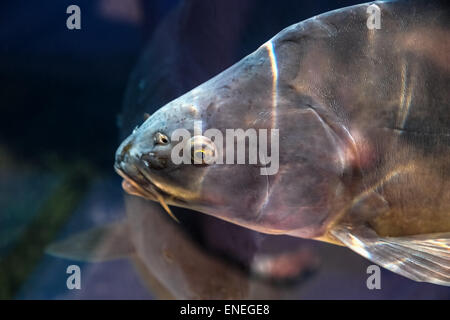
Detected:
[
  {"left": 114, "top": 165, "right": 157, "bottom": 201},
  {"left": 114, "top": 164, "right": 180, "bottom": 222}
]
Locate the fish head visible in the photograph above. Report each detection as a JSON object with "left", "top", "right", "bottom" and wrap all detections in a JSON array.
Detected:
[
  {"left": 115, "top": 45, "right": 355, "bottom": 237},
  {"left": 114, "top": 73, "right": 274, "bottom": 227}
]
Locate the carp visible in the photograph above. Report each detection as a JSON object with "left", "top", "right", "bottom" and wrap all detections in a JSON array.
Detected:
[{"left": 114, "top": 0, "right": 450, "bottom": 286}]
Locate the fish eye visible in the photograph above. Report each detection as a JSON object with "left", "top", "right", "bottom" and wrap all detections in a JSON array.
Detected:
[
  {"left": 189, "top": 136, "right": 216, "bottom": 165},
  {"left": 154, "top": 132, "right": 169, "bottom": 145}
]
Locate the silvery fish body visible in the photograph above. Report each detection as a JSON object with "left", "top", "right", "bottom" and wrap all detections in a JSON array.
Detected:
[{"left": 114, "top": 0, "right": 450, "bottom": 285}]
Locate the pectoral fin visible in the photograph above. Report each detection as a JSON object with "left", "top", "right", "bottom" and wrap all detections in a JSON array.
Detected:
[
  {"left": 46, "top": 221, "right": 135, "bottom": 262},
  {"left": 331, "top": 224, "right": 450, "bottom": 286}
]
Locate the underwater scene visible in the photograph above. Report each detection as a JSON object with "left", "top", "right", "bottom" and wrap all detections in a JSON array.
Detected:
[{"left": 0, "top": 0, "right": 449, "bottom": 300}]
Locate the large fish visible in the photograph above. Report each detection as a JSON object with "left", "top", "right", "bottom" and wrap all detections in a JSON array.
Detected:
[{"left": 114, "top": 0, "right": 450, "bottom": 286}]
